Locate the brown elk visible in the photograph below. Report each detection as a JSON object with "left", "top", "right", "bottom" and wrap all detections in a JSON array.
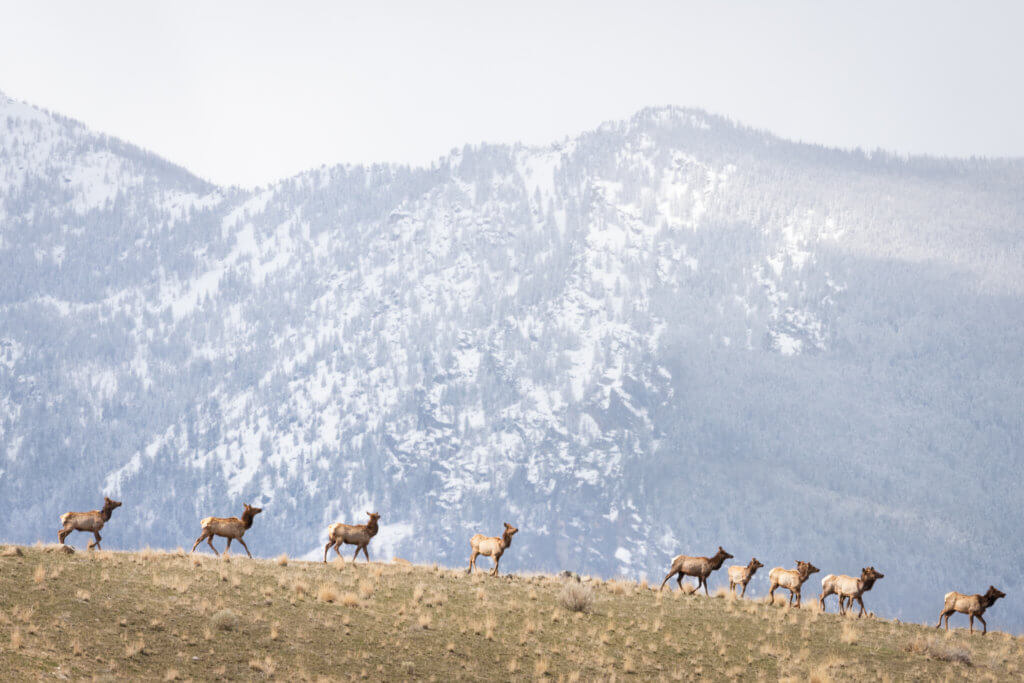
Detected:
[
  {"left": 190, "top": 503, "right": 262, "bottom": 558},
  {"left": 936, "top": 586, "right": 1006, "bottom": 634},
  {"left": 58, "top": 496, "right": 122, "bottom": 550},
  {"left": 727, "top": 557, "right": 764, "bottom": 597},
  {"left": 768, "top": 560, "right": 819, "bottom": 607},
  {"left": 467, "top": 522, "right": 518, "bottom": 576},
  {"left": 323, "top": 512, "right": 381, "bottom": 563},
  {"left": 659, "top": 546, "right": 734, "bottom": 595},
  {"left": 819, "top": 567, "right": 885, "bottom": 616}
]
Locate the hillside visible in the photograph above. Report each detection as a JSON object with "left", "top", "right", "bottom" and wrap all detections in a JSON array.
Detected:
[
  {"left": 1, "top": 91, "right": 1023, "bottom": 630},
  {"left": 1, "top": 546, "right": 1021, "bottom": 680}
]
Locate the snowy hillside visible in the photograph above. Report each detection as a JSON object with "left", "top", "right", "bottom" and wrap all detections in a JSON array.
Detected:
[{"left": 1, "top": 91, "right": 1023, "bottom": 630}]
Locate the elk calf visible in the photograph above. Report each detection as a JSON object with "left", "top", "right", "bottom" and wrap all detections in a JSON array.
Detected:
[
  {"left": 819, "top": 567, "right": 884, "bottom": 616},
  {"left": 936, "top": 586, "right": 1006, "bottom": 634},
  {"left": 324, "top": 512, "right": 381, "bottom": 563},
  {"left": 659, "top": 546, "right": 734, "bottom": 595},
  {"left": 468, "top": 522, "right": 518, "bottom": 577},
  {"left": 728, "top": 557, "right": 764, "bottom": 597},
  {"left": 190, "top": 503, "right": 262, "bottom": 558},
  {"left": 58, "top": 497, "right": 122, "bottom": 550},
  {"left": 768, "top": 560, "right": 819, "bottom": 607}
]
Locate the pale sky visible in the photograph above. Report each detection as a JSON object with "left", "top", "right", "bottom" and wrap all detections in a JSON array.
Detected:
[{"left": 1, "top": 1, "right": 1022, "bottom": 188}]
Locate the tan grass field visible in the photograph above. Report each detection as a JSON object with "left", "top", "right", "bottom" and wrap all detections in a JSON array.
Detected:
[{"left": 1, "top": 544, "right": 1021, "bottom": 680}]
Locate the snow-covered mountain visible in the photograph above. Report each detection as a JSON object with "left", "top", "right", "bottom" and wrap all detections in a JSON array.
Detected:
[{"left": 2, "top": 91, "right": 1023, "bottom": 629}]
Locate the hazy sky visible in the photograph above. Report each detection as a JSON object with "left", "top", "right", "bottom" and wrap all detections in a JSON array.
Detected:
[{"left": 1, "top": 1, "right": 1022, "bottom": 187}]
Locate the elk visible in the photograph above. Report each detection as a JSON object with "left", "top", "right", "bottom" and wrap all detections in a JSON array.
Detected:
[
  {"left": 58, "top": 496, "right": 122, "bottom": 550},
  {"left": 819, "top": 566, "right": 885, "bottom": 616},
  {"left": 768, "top": 560, "right": 819, "bottom": 607},
  {"left": 936, "top": 586, "right": 1006, "bottom": 634},
  {"left": 323, "top": 512, "right": 381, "bottom": 563},
  {"left": 659, "top": 546, "right": 734, "bottom": 595},
  {"left": 467, "top": 522, "right": 518, "bottom": 576},
  {"left": 727, "top": 557, "right": 764, "bottom": 597},
  {"left": 190, "top": 503, "right": 262, "bottom": 558}
]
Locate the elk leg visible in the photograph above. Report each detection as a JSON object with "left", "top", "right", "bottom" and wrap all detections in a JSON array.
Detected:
[
  {"left": 206, "top": 535, "right": 220, "bottom": 556},
  {"left": 978, "top": 614, "right": 987, "bottom": 635},
  {"left": 224, "top": 538, "right": 233, "bottom": 555},
  {"left": 334, "top": 543, "right": 344, "bottom": 561},
  {"left": 855, "top": 596, "right": 866, "bottom": 617},
  {"left": 969, "top": 615, "right": 974, "bottom": 634},
  {"left": 741, "top": 582, "right": 748, "bottom": 598},
  {"left": 191, "top": 531, "right": 208, "bottom": 554},
  {"left": 323, "top": 541, "right": 333, "bottom": 563},
  {"left": 352, "top": 546, "right": 360, "bottom": 562},
  {"left": 769, "top": 585, "right": 777, "bottom": 605},
  {"left": 491, "top": 557, "right": 500, "bottom": 577},
  {"left": 702, "top": 577, "right": 709, "bottom": 597},
  {"left": 939, "top": 610, "right": 952, "bottom": 630},
  {"left": 468, "top": 551, "right": 478, "bottom": 574},
  {"left": 58, "top": 526, "right": 70, "bottom": 544},
  {"left": 91, "top": 531, "right": 102, "bottom": 550},
  {"left": 237, "top": 538, "right": 252, "bottom": 559},
  {"left": 361, "top": 545, "right": 370, "bottom": 562}
]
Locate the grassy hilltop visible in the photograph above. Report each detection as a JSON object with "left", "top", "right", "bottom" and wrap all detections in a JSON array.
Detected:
[{"left": 1, "top": 545, "right": 1021, "bottom": 681}]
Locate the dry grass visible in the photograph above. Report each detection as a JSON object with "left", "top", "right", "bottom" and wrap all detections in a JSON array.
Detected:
[
  {"left": 534, "top": 658, "right": 549, "bottom": 677},
  {"left": 275, "top": 553, "right": 289, "bottom": 566},
  {"left": 248, "top": 655, "right": 276, "bottom": 675},
  {"left": 124, "top": 637, "right": 146, "bottom": 659},
  {"left": 316, "top": 583, "right": 340, "bottom": 603}
]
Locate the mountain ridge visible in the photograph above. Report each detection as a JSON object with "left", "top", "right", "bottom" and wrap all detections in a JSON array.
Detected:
[{"left": 1, "top": 91, "right": 1022, "bottom": 631}]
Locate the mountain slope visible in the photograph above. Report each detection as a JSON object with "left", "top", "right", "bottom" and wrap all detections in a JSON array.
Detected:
[{"left": 1, "top": 92, "right": 1023, "bottom": 630}]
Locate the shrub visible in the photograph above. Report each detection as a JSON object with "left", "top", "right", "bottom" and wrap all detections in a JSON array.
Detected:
[
  {"left": 211, "top": 609, "right": 238, "bottom": 631},
  {"left": 905, "top": 637, "right": 972, "bottom": 665},
  {"left": 559, "top": 582, "right": 595, "bottom": 613}
]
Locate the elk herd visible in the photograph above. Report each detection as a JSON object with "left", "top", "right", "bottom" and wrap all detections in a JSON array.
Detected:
[{"left": 51, "top": 496, "right": 1007, "bottom": 635}]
